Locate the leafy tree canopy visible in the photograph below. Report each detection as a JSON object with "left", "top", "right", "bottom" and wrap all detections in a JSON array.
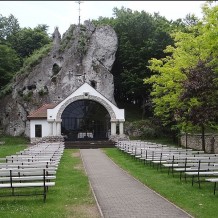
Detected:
[
  {"left": 0, "top": 44, "right": 21, "bottom": 88},
  {"left": 0, "top": 14, "right": 51, "bottom": 91},
  {"left": 178, "top": 59, "right": 218, "bottom": 129},
  {"left": 0, "top": 14, "right": 20, "bottom": 43},
  {"left": 145, "top": 2, "right": 218, "bottom": 133},
  {"left": 9, "top": 25, "right": 51, "bottom": 58},
  {"left": 93, "top": 7, "right": 176, "bottom": 118}
]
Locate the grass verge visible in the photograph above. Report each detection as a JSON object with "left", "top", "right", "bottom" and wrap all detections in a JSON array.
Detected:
[
  {"left": 104, "top": 148, "right": 218, "bottom": 218},
  {"left": 0, "top": 136, "right": 100, "bottom": 218},
  {"left": 0, "top": 135, "right": 28, "bottom": 157}
]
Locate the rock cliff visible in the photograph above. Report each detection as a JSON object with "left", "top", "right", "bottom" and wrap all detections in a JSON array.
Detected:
[{"left": 0, "top": 21, "right": 118, "bottom": 136}]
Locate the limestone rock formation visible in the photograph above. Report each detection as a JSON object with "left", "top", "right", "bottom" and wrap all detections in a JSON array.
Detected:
[{"left": 0, "top": 21, "right": 118, "bottom": 136}]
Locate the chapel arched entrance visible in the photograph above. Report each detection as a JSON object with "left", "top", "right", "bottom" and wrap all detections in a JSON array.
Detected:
[{"left": 61, "top": 100, "right": 110, "bottom": 141}]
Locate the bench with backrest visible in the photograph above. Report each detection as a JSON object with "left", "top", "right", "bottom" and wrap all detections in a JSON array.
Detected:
[
  {"left": 184, "top": 161, "right": 218, "bottom": 188},
  {"left": 139, "top": 149, "right": 194, "bottom": 166},
  {"left": 150, "top": 150, "right": 202, "bottom": 169},
  {"left": 172, "top": 159, "right": 218, "bottom": 180},
  {"left": 163, "top": 155, "right": 218, "bottom": 175},
  {"left": 0, "top": 142, "right": 64, "bottom": 202},
  {"left": 116, "top": 141, "right": 165, "bottom": 154},
  {"left": 116, "top": 139, "right": 218, "bottom": 195},
  {"left": 0, "top": 168, "right": 56, "bottom": 202}
]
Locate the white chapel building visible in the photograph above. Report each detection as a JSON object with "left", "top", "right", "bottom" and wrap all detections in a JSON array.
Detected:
[{"left": 28, "top": 83, "right": 125, "bottom": 143}]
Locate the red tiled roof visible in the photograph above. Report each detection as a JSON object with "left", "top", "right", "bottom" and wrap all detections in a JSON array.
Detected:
[{"left": 27, "top": 103, "right": 57, "bottom": 120}]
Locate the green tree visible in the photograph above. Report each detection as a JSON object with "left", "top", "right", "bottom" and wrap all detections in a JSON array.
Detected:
[
  {"left": 34, "top": 24, "right": 49, "bottom": 33},
  {"left": 93, "top": 8, "right": 175, "bottom": 118},
  {"left": 0, "top": 14, "right": 20, "bottom": 43},
  {"left": 145, "top": 2, "right": 218, "bottom": 145},
  {"left": 9, "top": 25, "right": 51, "bottom": 58},
  {"left": 0, "top": 44, "right": 21, "bottom": 89},
  {"left": 0, "top": 14, "right": 51, "bottom": 91},
  {"left": 178, "top": 60, "right": 218, "bottom": 150}
]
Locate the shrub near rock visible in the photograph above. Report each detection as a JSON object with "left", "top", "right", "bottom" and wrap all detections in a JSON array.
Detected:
[{"left": 125, "top": 119, "right": 168, "bottom": 139}]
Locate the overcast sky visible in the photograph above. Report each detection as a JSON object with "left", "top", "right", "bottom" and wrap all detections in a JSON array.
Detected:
[{"left": 0, "top": 1, "right": 215, "bottom": 36}]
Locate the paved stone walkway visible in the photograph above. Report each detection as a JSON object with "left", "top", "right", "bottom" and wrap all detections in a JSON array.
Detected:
[{"left": 80, "top": 149, "right": 192, "bottom": 218}]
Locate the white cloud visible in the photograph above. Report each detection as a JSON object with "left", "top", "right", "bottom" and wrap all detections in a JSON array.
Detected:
[{"left": 126, "top": 1, "right": 205, "bottom": 20}]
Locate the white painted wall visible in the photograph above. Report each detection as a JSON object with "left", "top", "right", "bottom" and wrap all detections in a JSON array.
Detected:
[
  {"left": 29, "top": 119, "right": 50, "bottom": 138},
  {"left": 30, "top": 83, "right": 125, "bottom": 141},
  {"left": 47, "top": 83, "right": 125, "bottom": 121}
]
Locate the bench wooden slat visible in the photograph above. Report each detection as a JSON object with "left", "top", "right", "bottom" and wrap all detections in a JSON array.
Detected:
[
  {"left": 12, "top": 182, "right": 55, "bottom": 188},
  {"left": 0, "top": 182, "right": 55, "bottom": 188},
  {"left": 0, "top": 175, "right": 56, "bottom": 182},
  {"left": 0, "top": 170, "right": 56, "bottom": 177}
]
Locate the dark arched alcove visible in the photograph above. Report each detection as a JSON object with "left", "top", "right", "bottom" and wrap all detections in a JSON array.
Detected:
[{"left": 61, "top": 100, "right": 110, "bottom": 141}]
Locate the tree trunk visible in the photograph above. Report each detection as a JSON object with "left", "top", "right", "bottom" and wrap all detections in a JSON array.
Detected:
[
  {"left": 185, "top": 132, "right": 188, "bottom": 149},
  {"left": 201, "top": 124, "right": 205, "bottom": 152},
  {"left": 141, "top": 96, "right": 146, "bottom": 120}
]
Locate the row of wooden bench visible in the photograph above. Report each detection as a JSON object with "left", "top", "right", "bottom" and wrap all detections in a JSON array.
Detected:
[
  {"left": 0, "top": 142, "right": 64, "bottom": 202},
  {"left": 116, "top": 140, "right": 218, "bottom": 195}
]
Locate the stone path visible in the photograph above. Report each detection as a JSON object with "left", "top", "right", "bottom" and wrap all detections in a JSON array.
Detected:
[{"left": 80, "top": 149, "right": 192, "bottom": 218}]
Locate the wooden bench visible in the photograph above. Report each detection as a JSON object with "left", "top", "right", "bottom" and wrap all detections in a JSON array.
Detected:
[
  {"left": 205, "top": 178, "right": 218, "bottom": 195},
  {"left": 0, "top": 169, "right": 55, "bottom": 202},
  {"left": 0, "top": 142, "right": 64, "bottom": 202},
  {"left": 164, "top": 157, "right": 218, "bottom": 177},
  {"left": 139, "top": 149, "right": 194, "bottom": 167},
  {"left": 184, "top": 162, "right": 218, "bottom": 188}
]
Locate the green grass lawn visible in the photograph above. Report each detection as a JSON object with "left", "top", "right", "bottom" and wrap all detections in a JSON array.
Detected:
[
  {"left": 104, "top": 148, "right": 218, "bottom": 218},
  {"left": 0, "top": 136, "right": 100, "bottom": 218},
  {"left": 3, "top": 134, "right": 218, "bottom": 217},
  {"left": 0, "top": 135, "right": 28, "bottom": 157}
]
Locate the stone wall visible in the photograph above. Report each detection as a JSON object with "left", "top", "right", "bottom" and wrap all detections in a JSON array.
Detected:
[
  {"left": 30, "top": 136, "right": 64, "bottom": 144},
  {"left": 180, "top": 133, "right": 218, "bottom": 153}
]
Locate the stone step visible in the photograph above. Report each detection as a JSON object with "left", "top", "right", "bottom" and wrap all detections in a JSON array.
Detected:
[{"left": 64, "top": 140, "right": 115, "bottom": 149}]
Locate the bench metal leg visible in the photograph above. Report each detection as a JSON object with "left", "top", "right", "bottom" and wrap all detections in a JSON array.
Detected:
[
  {"left": 43, "top": 169, "right": 46, "bottom": 202},
  {"left": 171, "top": 166, "right": 174, "bottom": 176},
  {"left": 168, "top": 167, "right": 170, "bottom": 175},
  {"left": 43, "top": 190, "right": 46, "bottom": 203},
  {"left": 184, "top": 173, "right": 187, "bottom": 182},
  {"left": 198, "top": 179, "right": 201, "bottom": 189},
  {"left": 197, "top": 161, "right": 201, "bottom": 189}
]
